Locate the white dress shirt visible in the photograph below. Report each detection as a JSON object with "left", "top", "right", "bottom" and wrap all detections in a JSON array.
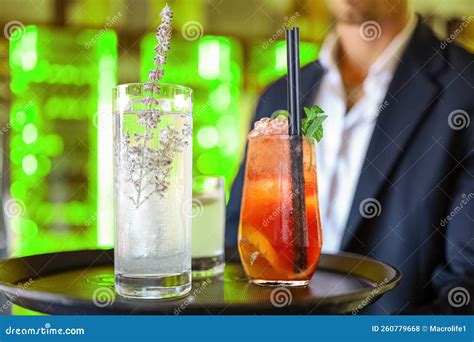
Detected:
[{"left": 315, "top": 15, "right": 417, "bottom": 253}]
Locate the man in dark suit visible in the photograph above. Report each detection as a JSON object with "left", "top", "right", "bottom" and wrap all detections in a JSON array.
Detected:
[{"left": 226, "top": 0, "right": 474, "bottom": 314}]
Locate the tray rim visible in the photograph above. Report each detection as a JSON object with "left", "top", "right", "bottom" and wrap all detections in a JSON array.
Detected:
[{"left": 0, "top": 249, "right": 402, "bottom": 314}]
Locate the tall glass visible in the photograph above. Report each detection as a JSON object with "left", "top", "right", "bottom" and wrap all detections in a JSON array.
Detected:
[
  {"left": 238, "top": 134, "right": 322, "bottom": 286},
  {"left": 113, "top": 83, "right": 193, "bottom": 298},
  {"left": 192, "top": 176, "right": 226, "bottom": 278}
]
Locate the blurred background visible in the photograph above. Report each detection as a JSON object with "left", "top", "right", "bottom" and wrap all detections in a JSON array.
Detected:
[{"left": 0, "top": 0, "right": 473, "bottom": 269}]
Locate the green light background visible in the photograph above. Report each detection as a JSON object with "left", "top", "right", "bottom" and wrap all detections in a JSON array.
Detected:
[
  {"left": 8, "top": 27, "right": 318, "bottom": 257},
  {"left": 140, "top": 35, "right": 243, "bottom": 193},
  {"left": 9, "top": 26, "right": 117, "bottom": 256}
]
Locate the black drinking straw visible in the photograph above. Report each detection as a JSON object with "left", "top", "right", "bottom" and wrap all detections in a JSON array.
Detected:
[
  {"left": 286, "top": 30, "right": 296, "bottom": 135},
  {"left": 286, "top": 27, "right": 308, "bottom": 273},
  {"left": 293, "top": 28, "right": 302, "bottom": 136}
]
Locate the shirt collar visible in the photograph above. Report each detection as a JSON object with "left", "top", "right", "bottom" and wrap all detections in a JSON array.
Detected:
[
  {"left": 318, "top": 13, "right": 417, "bottom": 78},
  {"left": 369, "top": 13, "right": 417, "bottom": 78},
  {"left": 318, "top": 32, "right": 339, "bottom": 73}
]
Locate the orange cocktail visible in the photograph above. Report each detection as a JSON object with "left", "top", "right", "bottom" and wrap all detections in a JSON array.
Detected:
[{"left": 238, "top": 116, "right": 322, "bottom": 286}]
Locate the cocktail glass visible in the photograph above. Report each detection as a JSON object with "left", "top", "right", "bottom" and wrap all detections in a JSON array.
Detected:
[
  {"left": 113, "top": 83, "right": 193, "bottom": 298},
  {"left": 238, "top": 116, "right": 322, "bottom": 286},
  {"left": 192, "top": 176, "right": 226, "bottom": 278}
]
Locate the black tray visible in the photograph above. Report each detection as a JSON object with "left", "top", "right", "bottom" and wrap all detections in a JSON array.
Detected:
[{"left": 0, "top": 249, "right": 401, "bottom": 315}]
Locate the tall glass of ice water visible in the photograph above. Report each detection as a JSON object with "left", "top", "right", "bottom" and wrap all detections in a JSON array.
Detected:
[{"left": 113, "top": 83, "right": 193, "bottom": 299}]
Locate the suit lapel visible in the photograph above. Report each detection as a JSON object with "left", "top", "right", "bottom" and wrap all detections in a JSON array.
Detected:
[
  {"left": 340, "top": 23, "right": 443, "bottom": 250},
  {"left": 300, "top": 61, "right": 325, "bottom": 110}
]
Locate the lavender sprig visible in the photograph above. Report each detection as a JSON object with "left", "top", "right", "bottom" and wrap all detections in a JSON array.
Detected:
[
  {"left": 143, "top": 4, "right": 173, "bottom": 95},
  {"left": 140, "top": 3, "right": 174, "bottom": 127},
  {"left": 123, "top": 4, "right": 192, "bottom": 208}
]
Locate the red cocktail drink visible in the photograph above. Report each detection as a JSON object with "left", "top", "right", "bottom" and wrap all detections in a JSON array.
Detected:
[{"left": 238, "top": 116, "right": 322, "bottom": 286}]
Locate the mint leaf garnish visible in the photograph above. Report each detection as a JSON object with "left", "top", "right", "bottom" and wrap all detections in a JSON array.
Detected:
[
  {"left": 302, "top": 105, "right": 327, "bottom": 142},
  {"left": 270, "top": 110, "right": 289, "bottom": 121}
]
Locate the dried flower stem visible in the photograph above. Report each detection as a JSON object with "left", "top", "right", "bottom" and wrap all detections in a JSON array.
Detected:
[
  {"left": 129, "top": 4, "right": 174, "bottom": 208},
  {"left": 121, "top": 4, "right": 192, "bottom": 208}
]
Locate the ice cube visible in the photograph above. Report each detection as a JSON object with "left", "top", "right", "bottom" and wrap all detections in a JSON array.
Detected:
[{"left": 249, "top": 115, "right": 288, "bottom": 137}]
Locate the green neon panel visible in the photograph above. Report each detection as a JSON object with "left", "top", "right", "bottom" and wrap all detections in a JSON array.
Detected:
[
  {"left": 9, "top": 26, "right": 117, "bottom": 256},
  {"left": 140, "top": 35, "right": 243, "bottom": 194},
  {"left": 249, "top": 41, "right": 320, "bottom": 89}
]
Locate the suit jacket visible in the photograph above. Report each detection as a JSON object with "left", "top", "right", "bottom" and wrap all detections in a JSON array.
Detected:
[{"left": 226, "top": 20, "right": 474, "bottom": 314}]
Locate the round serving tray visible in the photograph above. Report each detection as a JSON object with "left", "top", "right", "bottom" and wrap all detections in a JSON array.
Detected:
[{"left": 0, "top": 249, "right": 401, "bottom": 315}]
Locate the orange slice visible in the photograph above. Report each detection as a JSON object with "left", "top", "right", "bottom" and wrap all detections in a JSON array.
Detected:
[
  {"left": 239, "top": 225, "right": 285, "bottom": 277},
  {"left": 239, "top": 225, "right": 319, "bottom": 281}
]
